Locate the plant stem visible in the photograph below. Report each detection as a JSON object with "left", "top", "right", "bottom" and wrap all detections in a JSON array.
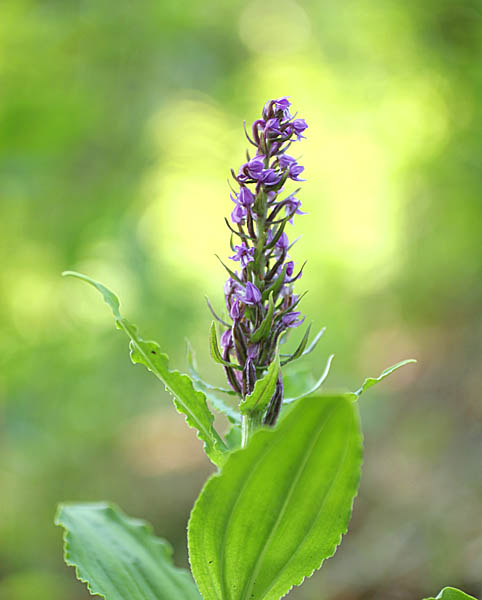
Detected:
[{"left": 241, "top": 415, "right": 249, "bottom": 448}]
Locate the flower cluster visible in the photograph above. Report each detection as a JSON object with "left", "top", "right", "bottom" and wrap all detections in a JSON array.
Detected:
[{"left": 215, "top": 97, "right": 308, "bottom": 426}]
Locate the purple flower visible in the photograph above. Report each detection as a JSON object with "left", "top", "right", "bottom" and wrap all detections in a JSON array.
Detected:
[
  {"left": 285, "top": 194, "right": 306, "bottom": 224},
  {"left": 238, "top": 186, "right": 255, "bottom": 207},
  {"left": 285, "top": 261, "right": 294, "bottom": 278},
  {"left": 292, "top": 118, "right": 308, "bottom": 139},
  {"left": 242, "top": 281, "right": 262, "bottom": 305},
  {"left": 263, "top": 97, "right": 291, "bottom": 120},
  {"left": 281, "top": 311, "right": 305, "bottom": 328},
  {"left": 264, "top": 118, "right": 282, "bottom": 136},
  {"left": 239, "top": 155, "right": 265, "bottom": 181},
  {"left": 276, "top": 231, "right": 290, "bottom": 250},
  {"left": 278, "top": 154, "right": 296, "bottom": 169},
  {"left": 231, "top": 204, "right": 246, "bottom": 224},
  {"left": 288, "top": 163, "right": 305, "bottom": 181},
  {"left": 229, "top": 243, "right": 255, "bottom": 268},
  {"left": 220, "top": 328, "right": 233, "bottom": 351},
  {"left": 274, "top": 97, "right": 291, "bottom": 111},
  {"left": 224, "top": 277, "right": 237, "bottom": 296},
  {"left": 260, "top": 169, "right": 281, "bottom": 186},
  {"left": 229, "top": 298, "right": 244, "bottom": 320}
]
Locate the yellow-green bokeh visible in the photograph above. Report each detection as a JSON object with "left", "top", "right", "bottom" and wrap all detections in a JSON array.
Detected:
[{"left": 0, "top": 1, "right": 481, "bottom": 598}]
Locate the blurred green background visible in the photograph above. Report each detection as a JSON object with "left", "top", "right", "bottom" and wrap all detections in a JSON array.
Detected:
[{"left": 1, "top": 0, "right": 481, "bottom": 598}]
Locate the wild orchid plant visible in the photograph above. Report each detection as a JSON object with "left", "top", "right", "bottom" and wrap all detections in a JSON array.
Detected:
[{"left": 57, "top": 98, "right": 474, "bottom": 600}]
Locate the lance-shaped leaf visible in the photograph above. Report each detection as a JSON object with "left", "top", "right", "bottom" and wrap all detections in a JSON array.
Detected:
[
  {"left": 250, "top": 294, "right": 275, "bottom": 343},
  {"left": 205, "top": 297, "right": 230, "bottom": 327},
  {"left": 188, "top": 394, "right": 363, "bottom": 600},
  {"left": 215, "top": 255, "right": 243, "bottom": 285},
  {"left": 281, "top": 323, "right": 312, "bottom": 366},
  {"left": 63, "top": 271, "right": 227, "bottom": 466},
  {"left": 209, "top": 322, "right": 242, "bottom": 370},
  {"left": 300, "top": 326, "right": 326, "bottom": 358},
  {"left": 262, "top": 264, "right": 288, "bottom": 302},
  {"left": 424, "top": 588, "right": 477, "bottom": 600},
  {"left": 348, "top": 359, "right": 417, "bottom": 399},
  {"left": 239, "top": 352, "right": 280, "bottom": 416},
  {"left": 56, "top": 503, "right": 201, "bottom": 600},
  {"left": 284, "top": 354, "right": 335, "bottom": 404},
  {"left": 186, "top": 340, "right": 240, "bottom": 425}
]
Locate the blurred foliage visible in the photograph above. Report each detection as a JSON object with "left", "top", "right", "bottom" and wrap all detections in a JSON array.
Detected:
[{"left": 0, "top": 0, "right": 481, "bottom": 598}]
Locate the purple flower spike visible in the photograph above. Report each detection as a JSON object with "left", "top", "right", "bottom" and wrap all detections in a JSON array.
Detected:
[
  {"left": 243, "top": 282, "right": 262, "bottom": 305},
  {"left": 229, "top": 243, "right": 255, "bottom": 268},
  {"left": 220, "top": 97, "right": 309, "bottom": 426}
]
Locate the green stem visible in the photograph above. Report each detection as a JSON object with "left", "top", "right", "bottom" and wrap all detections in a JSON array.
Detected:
[
  {"left": 241, "top": 413, "right": 263, "bottom": 448},
  {"left": 241, "top": 415, "right": 249, "bottom": 448}
]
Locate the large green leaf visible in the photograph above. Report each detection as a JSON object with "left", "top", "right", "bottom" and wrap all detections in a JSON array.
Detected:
[
  {"left": 63, "top": 271, "right": 227, "bottom": 466},
  {"left": 56, "top": 503, "right": 201, "bottom": 600},
  {"left": 424, "top": 587, "right": 478, "bottom": 600},
  {"left": 188, "top": 394, "right": 363, "bottom": 600}
]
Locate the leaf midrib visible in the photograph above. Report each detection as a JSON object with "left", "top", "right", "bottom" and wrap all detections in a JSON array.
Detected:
[
  {"left": 239, "top": 406, "right": 336, "bottom": 600},
  {"left": 258, "top": 418, "right": 355, "bottom": 599},
  {"left": 218, "top": 440, "right": 274, "bottom": 599}
]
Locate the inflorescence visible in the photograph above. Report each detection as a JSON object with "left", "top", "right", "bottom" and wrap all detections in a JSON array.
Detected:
[{"left": 212, "top": 97, "right": 309, "bottom": 427}]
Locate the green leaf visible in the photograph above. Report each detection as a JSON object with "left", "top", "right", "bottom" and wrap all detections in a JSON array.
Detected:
[
  {"left": 282, "top": 366, "right": 316, "bottom": 400},
  {"left": 209, "top": 322, "right": 242, "bottom": 370},
  {"left": 186, "top": 340, "right": 240, "bottom": 425},
  {"left": 188, "top": 394, "right": 363, "bottom": 600},
  {"left": 239, "top": 352, "right": 280, "bottom": 416},
  {"left": 300, "top": 326, "right": 326, "bottom": 358},
  {"left": 424, "top": 587, "right": 478, "bottom": 600},
  {"left": 224, "top": 423, "right": 242, "bottom": 451},
  {"left": 349, "top": 359, "right": 417, "bottom": 399},
  {"left": 63, "top": 271, "right": 227, "bottom": 466},
  {"left": 261, "top": 264, "right": 288, "bottom": 302},
  {"left": 280, "top": 323, "right": 312, "bottom": 366},
  {"left": 56, "top": 503, "right": 201, "bottom": 600},
  {"left": 63, "top": 270, "right": 122, "bottom": 319},
  {"left": 284, "top": 354, "right": 335, "bottom": 404},
  {"left": 250, "top": 294, "right": 275, "bottom": 343}
]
